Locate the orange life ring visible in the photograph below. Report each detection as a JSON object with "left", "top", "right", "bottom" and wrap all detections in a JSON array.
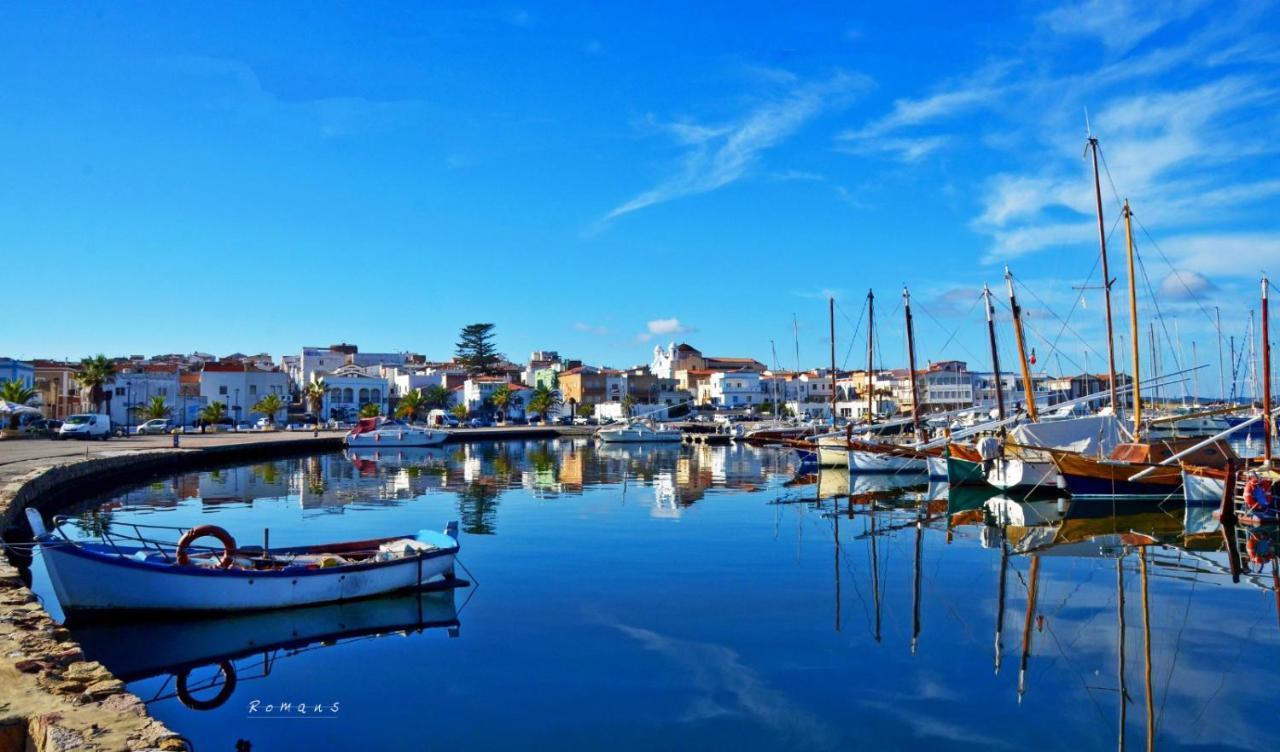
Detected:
[
  {"left": 1244, "top": 476, "right": 1273, "bottom": 512},
  {"left": 175, "top": 525, "right": 238, "bottom": 568},
  {"left": 1246, "top": 531, "right": 1274, "bottom": 565}
]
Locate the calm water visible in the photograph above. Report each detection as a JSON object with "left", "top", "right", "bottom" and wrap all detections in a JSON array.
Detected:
[{"left": 26, "top": 440, "right": 1280, "bottom": 751}]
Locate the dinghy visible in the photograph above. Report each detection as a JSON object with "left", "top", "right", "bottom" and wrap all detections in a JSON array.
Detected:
[{"left": 27, "top": 509, "right": 460, "bottom": 616}]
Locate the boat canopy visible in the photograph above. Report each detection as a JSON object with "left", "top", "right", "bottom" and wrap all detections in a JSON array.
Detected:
[{"left": 1010, "top": 414, "right": 1123, "bottom": 456}]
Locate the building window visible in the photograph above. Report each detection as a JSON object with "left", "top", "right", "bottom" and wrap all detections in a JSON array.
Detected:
[
  {"left": 371, "top": 389, "right": 381, "bottom": 403},
  {"left": 115, "top": 387, "right": 125, "bottom": 396},
  {"left": 249, "top": 385, "right": 257, "bottom": 396},
  {"left": 219, "top": 386, "right": 228, "bottom": 395}
]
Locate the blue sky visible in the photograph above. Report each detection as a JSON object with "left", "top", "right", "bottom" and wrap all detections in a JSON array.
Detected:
[{"left": 3, "top": 2, "right": 1277, "bottom": 393}]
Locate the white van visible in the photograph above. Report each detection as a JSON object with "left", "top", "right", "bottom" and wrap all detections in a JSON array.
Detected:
[{"left": 58, "top": 414, "right": 112, "bottom": 440}]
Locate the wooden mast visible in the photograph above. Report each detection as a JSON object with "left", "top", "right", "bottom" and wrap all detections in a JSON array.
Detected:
[
  {"left": 1123, "top": 199, "right": 1141, "bottom": 439},
  {"left": 1005, "top": 268, "right": 1039, "bottom": 421},
  {"left": 904, "top": 287, "right": 924, "bottom": 442},
  {"left": 1140, "top": 549, "right": 1155, "bottom": 752},
  {"left": 829, "top": 297, "right": 838, "bottom": 426},
  {"left": 1088, "top": 136, "right": 1121, "bottom": 411},
  {"left": 995, "top": 529, "right": 1008, "bottom": 674},
  {"left": 984, "top": 284, "right": 1006, "bottom": 421},
  {"left": 1117, "top": 556, "right": 1128, "bottom": 752},
  {"left": 870, "top": 509, "right": 882, "bottom": 643},
  {"left": 866, "top": 290, "right": 876, "bottom": 423},
  {"left": 1262, "top": 276, "right": 1272, "bottom": 467},
  {"left": 1017, "top": 554, "right": 1041, "bottom": 701}
]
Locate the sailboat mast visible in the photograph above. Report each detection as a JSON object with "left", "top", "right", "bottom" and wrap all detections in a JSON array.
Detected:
[
  {"left": 904, "top": 287, "right": 924, "bottom": 442},
  {"left": 866, "top": 290, "right": 876, "bottom": 422},
  {"left": 1262, "top": 276, "right": 1272, "bottom": 467},
  {"left": 829, "top": 297, "right": 838, "bottom": 426},
  {"left": 1216, "top": 306, "right": 1226, "bottom": 402},
  {"left": 1123, "top": 199, "right": 1141, "bottom": 439},
  {"left": 985, "top": 284, "right": 1006, "bottom": 420},
  {"left": 1018, "top": 554, "right": 1041, "bottom": 701},
  {"left": 1117, "top": 556, "right": 1128, "bottom": 752},
  {"left": 995, "top": 532, "right": 1008, "bottom": 674},
  {"left": 1006, "top": 268, "right": 1039, "bottom": 421},
  {"left": 1088, "top": 137, "right": 1121, "bottom": 411},
  {"left": 1141, "top": 550, "right": 1155, "bottom": 752}
]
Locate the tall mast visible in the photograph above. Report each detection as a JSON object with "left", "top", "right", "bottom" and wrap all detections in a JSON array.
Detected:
[
  {"left": 1006, "top": 268, "right": 1039, "bottom": 421},
  {"left": 866, "top": 290, "right": 876, "bottom": 423},
  {"left": 1262, "top": 276, "right": 1272, "bottom": 468},
  {"left": 985, "top": 284, "right": 1006, "bottom": 420},
  {"left": 1017, "top": 554, "right": 1041, "bottom": 702},
  {"left": 870, "top": 510, "right": 882, "bottom": 643},
  {"left": 1216, "top": 306, "right": 1226, "bottom": 402},
  {"left": 1117, "top": 556, "right": 1128, "bottom": 752},
  {"left": 1123, "top": 199, "right": 1141, "bottom": 439},
  {"left": 1149, "top": 323, "right": 1160, "bottom": 408},
  {"left": 1141, "top": 550, "right": 1155, "bottom": 752},
  {"left": 995, "top": 529, "right": 1009, "bottom": 674},
  {"left": 1088, "top": 136, "right": 1121, "bottom": 411},
  {"left": 904, "top": 287, "right": 924, "bottom": 442},
  {"left": 829, "top": 297, "right": 838, "bottom": 426}
]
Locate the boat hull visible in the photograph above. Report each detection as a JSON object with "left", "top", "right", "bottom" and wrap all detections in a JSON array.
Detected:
[
  {"left": 346, "top": 427, "right": 449, "bottom": 447},
  {"left": 39, "top": 538, "right": 458, "bottom": 615},
  {"left": 1050, "top": 451, "right": 1182, "bottom": 499},
  {"left": 847, "top": 449, "right": 926, "bottom": 474},
  {"left": 597, "top": 430, "right": 682, "bottom": 443},
  {"left": 817, "top": 435, "right": 849, "bottom": 467},
  {"left": 985, "top": 457, "right": 1060, "bottom": 492}
]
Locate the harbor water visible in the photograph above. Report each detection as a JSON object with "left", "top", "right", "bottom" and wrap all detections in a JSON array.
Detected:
[{"left": 25, "top": 439, "right": 1280, "bottom": 750}]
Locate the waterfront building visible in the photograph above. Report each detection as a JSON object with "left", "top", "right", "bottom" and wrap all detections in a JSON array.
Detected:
[
  {"left": 703, "top": 370, "right": 763, "bottom": 408},
  {"left": 290, "top": 344, "right": 359, "bottom": 390},
  {"left": 652, "top": 342, "right": 767, "bottom": 380},
  {"left": 558, "top": 366, "right": 606, "bottom": 412},
  {"left": 199, "top": 362, "right": 290, "bottom": 425},
  {"left": 463, "top": 377, "right": 530, "bottom": 419},
  {"left": 0, "top": 358, "right": 34, "bottom": 390},
  {"left": 105, "top": 367, "right": 181, "bottom": 428},
  {"left": 321, "top": 364, "right": 389, "bottom": 421},
  {"left": 31, "top": 360, "right": 79, "bottom": 419}
]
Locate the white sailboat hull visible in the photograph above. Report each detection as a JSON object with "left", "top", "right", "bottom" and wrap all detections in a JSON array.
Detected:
[
  {"left": 985, "top": 457, "right": 1059, "bottom": 491},
  {"left": 1180, "top": 470, "right": 1224, "bottom": 508},
  {"left": 847, "top": 449, "right": 926, "bottom": 474},
  {"left": 597, "top": 427, "right": 682, "bottom": 443},
  {"left": 346, "top": 427, "right": 449, "bottom": 447},
  {"left": 816, "top": 435, "right": 848, "bottom": 467},
  {"left": 925, "top": 456, "right": 947, "bottom": 480}
]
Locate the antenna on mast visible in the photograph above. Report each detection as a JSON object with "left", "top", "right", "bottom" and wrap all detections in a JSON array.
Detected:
[{"left": 1084, "top": 107, "right": 1092, "bottom": 138}]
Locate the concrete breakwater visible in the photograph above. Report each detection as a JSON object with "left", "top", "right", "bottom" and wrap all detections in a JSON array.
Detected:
[{"left": 0, "top": 427, "right": 589, "bottom": 751}]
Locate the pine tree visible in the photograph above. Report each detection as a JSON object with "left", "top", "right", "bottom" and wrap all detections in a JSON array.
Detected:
[{"left": 455, "top": 323, "right": 499, "bottom": 374}]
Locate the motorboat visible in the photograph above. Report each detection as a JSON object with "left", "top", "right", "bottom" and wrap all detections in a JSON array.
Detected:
[
  {"left": 596, "top": 420, "right": 682, "bottom": 444},
  {"left": 345, "top": 417, "right": 449, "bottom": 447},
  {"left": 28, "top": 509, "right": 461, "bottom": 616}
]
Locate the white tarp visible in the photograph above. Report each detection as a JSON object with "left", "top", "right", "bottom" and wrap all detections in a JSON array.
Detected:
[{"left": 1010, "top": 414, "right": 1123, "bottom": 456}]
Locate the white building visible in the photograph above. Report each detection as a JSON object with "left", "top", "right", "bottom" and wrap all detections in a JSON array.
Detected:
[
  {"left": 105, "top": 369, "right": 181, "bottom": 428},
  {"left": 705, "top": 370, "right": 763, "bottom": 408},
  {"left": 462, "top": 378, "right": 530, "bottom": 420},
  {"left": 322, "top": 365, "right": 389, "bottom": 421},
  {"left": 199, "top": 363, "right": 290, "bottom": 424}
]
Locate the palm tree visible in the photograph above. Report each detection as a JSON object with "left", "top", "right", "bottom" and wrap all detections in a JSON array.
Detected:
[
  {"left": 490, "top": 385, "right": 511, "bottom": 423},
  {"left": 200, "top": 401, "right": 227, "bottom": 425},
  {"left": 132, "top": 396, "right": 172, "bottom": 421},
  {"left": 422, "top": 385, "right": 451, "bottom": 410},
  {"left": 359, "top": 403, "right": 381, "bottom": 418},
  {"left": 621, "top": 394, "right": 636, "bottom": 419},
  {"left": 528, "top": 384, "right": 562, "bottom": 420},
  {"left": 252, "top": 393, "right": 284, "bottom": 425},
  {"left": 396, "top": 388, "right": 427, "bottom": 421},
  {"left": 75, "top": 354, "right": 117, "bottom": 413},
  {"left": 303, "top": 378, "right": 327, "bottom": 421},
  {"left": 1, "top": 379, "right": 37, "bottom": 430},
  {"left": 450, "top": 404, "right": 469, "bottom": 422}
]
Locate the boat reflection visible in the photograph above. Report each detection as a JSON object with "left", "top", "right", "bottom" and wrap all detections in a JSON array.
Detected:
[{"left": 74, "top": 589, "right": 460, "bottom": 711}]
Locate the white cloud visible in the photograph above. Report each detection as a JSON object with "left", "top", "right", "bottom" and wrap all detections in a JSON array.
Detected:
[
  {"left": 1159, "top": 269, "right": 1216, "bottom": 299},
  {"left": 635, "top": 317, "right": 694, "bottom": 343},
  {"left": 603, "top": 72, "right": 870, "bottom": 221}
]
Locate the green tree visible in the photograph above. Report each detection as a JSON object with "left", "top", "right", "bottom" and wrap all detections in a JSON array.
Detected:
[
  {"left": 621, "top": 394, "right": 636, "bottom": 418},
  {"left": 133, "top": 396, "right": 172, "bottom": 421},
  {"left": 422, "top": 385, "right": 452, "bottom": 410},
  {"left": 528, "top": 384, "right": 562, "bottom": 419},
  {"left": 75, "top": 354, "right": 117, "bottom": 413},
  {"left": 303, "top": 378, "right": 327, "bottom": 420},
  {"left": 0, "top": 379, "right": 37, "bottom": 430},
  {"left": 200, "top": 401, "right": 227, "bottom": 425},
  {"left": 450, "top": 404, "right": 469, "bottom": 421},
  {"left": 490, "top": 385, "right": 511, "bottom": 422},
  {"left": 576, "top": 402, "right": 594, "bottom": 418},
  {"left": 396, "top": 388, "right": 428, "bottom": 421},
  {"left": 455, "top": 323, "right": 499, "bottom": 375},
  {"left": 251, "top": 393, "right": 284, "bottom": 425},
  {"left": 359, "top": 403, "right": 381, "bottom": 418}
]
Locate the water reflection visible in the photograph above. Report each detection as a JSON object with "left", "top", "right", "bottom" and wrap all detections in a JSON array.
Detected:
[{"left": 33, "top": 441, "right": 1280, "bottom": 750}]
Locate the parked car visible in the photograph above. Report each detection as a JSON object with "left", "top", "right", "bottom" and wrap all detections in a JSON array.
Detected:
[
  {"left": 58, "top": 414, "right": 111, "bottom": 440},
  {"left": 24, "top": 418, "right": 62, "bottom": 437},
  {"left": 555, "top": 416, "right": 573, "bottom": 426},
  {"left": 526, "top": 415, "right": 541, "bottom": 425},
  {"left": 510, "top": 416, "right": 529, "bottom": 425},
  {"left": 443, "top": 415, "right": 460, "bottom": 428},
  {"left": 254, "top": 416, "right": 272, "bottom": 429},
  {"left": 135, "top": 418, "right": 172, "bottom": 435},
  {"left": 467, "top": 418, "right": 492, "bottom": 428}
]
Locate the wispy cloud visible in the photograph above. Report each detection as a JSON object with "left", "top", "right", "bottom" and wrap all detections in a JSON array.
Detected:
[
  {"left": 1040, "top": 0, "right": 1207, "bottom": 53},
  {"left": 574, "top": 321, "right": 609, "bottom": 335},
  {"left": 603, "top": 72, "right": 871, "bottom": 221}
]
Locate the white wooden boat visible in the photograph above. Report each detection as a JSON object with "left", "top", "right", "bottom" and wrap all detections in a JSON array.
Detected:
[
  {"left": 28, "top": 509, "right": 460, "bottom": 616},
  {"left": 815, "top": 433, "right": 849, "bottom": 467},
  {"left": 596, "top": 421, "right": 682, "bottom": 443},
  {"left": 985, "top": 455, "right": 1060, "bottom": 492},
  {"left": 847, "top": 447, "right": 926, "bottom": 474},
  {"left": 345, "top": 417, "right": 449, "bottom": 447}
]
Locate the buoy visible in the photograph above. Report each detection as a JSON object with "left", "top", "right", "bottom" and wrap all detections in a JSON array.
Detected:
[
  {"left": 1244, "top": 475, "right": 1273, "bottom": 513},
  {"left": 176, "top": 525, "right": 238, "bottom": 568}
]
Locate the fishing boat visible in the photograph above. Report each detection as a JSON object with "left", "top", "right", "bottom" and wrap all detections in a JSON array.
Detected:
[
  {"left": 1051, "top": 436, "right": 1237, "bottom": 500},
  {"left": 596, "top": 420, "right": 682, "bottom": 443},
  {"left": 345, "top": 417, "right": 449, "bottom": 447},
  {"left": 27, "top": 509, "right": 461, "bottom": 616}
]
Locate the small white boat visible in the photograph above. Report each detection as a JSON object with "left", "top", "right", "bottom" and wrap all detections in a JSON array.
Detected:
[
  {"left": 847, "top": 447, "right": 927, "bottom": 474},
  {"left": 985, "top": 456, "right": 1060, "bottom": 492},
  {"left": 29, "top": 509, "right": 460, "bottom": 616},
  {"left": 345, "top": 417, "right": 449, "bottom": 447},
  {"left": 816, "top": 433, "right": 849, "bottom": 467},
  {"left": 596, "top": 421, "right": 682, "bottom": 444}
]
